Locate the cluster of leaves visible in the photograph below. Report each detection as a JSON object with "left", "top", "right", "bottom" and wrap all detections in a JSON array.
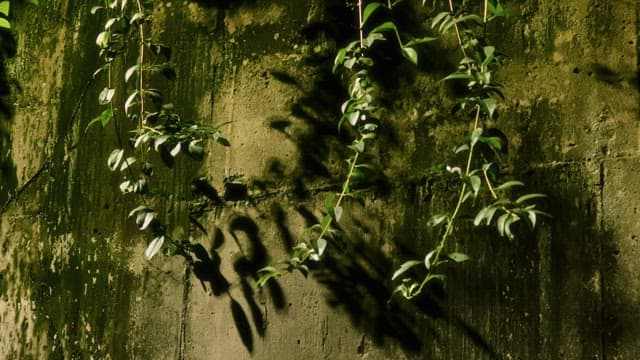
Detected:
[
  {"left": 391, "top": 0, "right": 548, "bottom": 300},
  {"left": 257, "top": 0, "right": 436, "bottom": 287},
  {"left": 90, "top": 0, "right": 229, "bottom": 260},
  {"left": 0, "top": 0, "right": 38, "bottom": 29}
]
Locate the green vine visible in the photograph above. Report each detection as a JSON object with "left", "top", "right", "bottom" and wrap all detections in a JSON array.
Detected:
[
  {"left": 85, "top": 0, "right": 547, "bottom": 302},
  {"left": 257, "top": 0, "right": 436, "bottom": 286},
  {"left": 391, "top": 0, "right": 548, "bottom": 299},
  {"left": 89, "top": 0, "right": 229, "bottom": 260}
]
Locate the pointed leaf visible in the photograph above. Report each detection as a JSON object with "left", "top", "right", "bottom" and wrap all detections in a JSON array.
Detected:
[
  {"left": 469, "top": 175, "right": 481, "bottom": 196},
  {"left": 494, "top": 180, "right": 524, "bottom": 191},
  {"left": 447, "top": 252, "right": 470, "bottom": 263},
  {"left": 470, "top": 128, "right": 483, "bottom": 146},
  {"left": 370, "top": 21, "right": 397, "bottom": 34},
  {"left": 0, "top": 1, "right": 9, "bottom": 16},
  {"left": 516, "top": 193, "right": 547, "bottom": 204},
  {"left": 170, "top": 142, "right": 181, "bottom": 157},
  {"left": 317, "top": 238, "right": 327, "bottom": 256},
  {"left": 391, "top": 260, "right": 421, "bottom": 280},
  {"left": 424, "top": 250, "right": 436, "bottom": 269},
  {"left": 362, "top": 2, "right": 383, "bottom": 26},
  {"left": 107, "top": 149, "right": 124, "bottom": 171},
  {"left": 401, "top": 47, "right": 418, "bottom": 65},
  {"left": 119, "top": 157, "right": 136, "bottom": 171},
  {"left": 139, "top": 211, "right": 155, "bottom": 230},
  {"left": 145, "top": 236, "right": 165, "bottom": 260},
  {"left": 125, "top": 64, "right": 139, "bottom": 82},
  {"left": 333, "top": 205, "right": 343, "bottom": 222}
]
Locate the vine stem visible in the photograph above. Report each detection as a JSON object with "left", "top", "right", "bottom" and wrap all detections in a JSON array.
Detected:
[
  {"left": 483, "top": 168, "right": 498, "bottom": 199},
  {"left": 410, "top": 105, "right": 481, "bottom": 298},
  {"left": 358, "top": 0, "right": 364, "bottom": 48},
  {"left": 448, "top": 0, "right": 467, "bottom": 58},
  {"left": 299, "top": 150, "right": 360, "bottom": 264},
  {"left": 136, "top": 0, "right": 145, "bottom": 132},
  {"left": 306, "top": 0, "right": 367, "bottom": 258}
]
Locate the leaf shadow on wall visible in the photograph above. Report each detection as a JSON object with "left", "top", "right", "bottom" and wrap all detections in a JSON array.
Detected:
[
  {"left": 186, "top": 209, "right": 286, "bottom": 353},
  {"left": 0, "top": 28, "right": 18, "bottom": 206}
]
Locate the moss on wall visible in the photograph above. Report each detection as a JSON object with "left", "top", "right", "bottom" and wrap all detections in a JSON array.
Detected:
[{"left": 0, "top": 0, "right": 638, "bottom": 359}]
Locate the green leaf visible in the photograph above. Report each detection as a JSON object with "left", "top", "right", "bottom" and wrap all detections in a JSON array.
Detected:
[
  {"left": 316, "top": 238, "right": 327, "bottom": 256},
  {"left": 139, "top": 211, "right": 155, "bottom": 231},
  {"left": 134, "top": 133, "right": 149, "bottom": 148},
  {"left": 527, "top": 210, "right": 537, "bottom": 229},
  {"left": 454, "top": 144, "right": 469, "bottom": 154},
  {"left": 333, "top": 205, "right": 343, "bottom": 222},
  {"left": 405, "top": 36, "right": 437, "bottom": 47},
  {"left": 120, "top": 157, "right": 136, "bottom": 171},
  {"left": 256, "top": 266, "right": 281, "bottom": 287},
  {"left": 480, "top": 98, "right": 497, "bottom": 118},
  {"left": 391, "top": 260, "right": 421, "bottom": 280},
  {"left": 401, "top": 47, "right": 418, "bottom": 65},
  {"left": 370, "top": 21, "right": 397, "bottom": 34},
  {"left": 474, "top": 206, "right": 488, "bottom": 226},
  {"left": 0, "top": 17, "right": 11, "bottom": 29},
  {"left": 0, "top": 1, "right": 9, "bottom": 16},
  {"left": 320, "top": 214, "right": 332, "bottom": 230},
  {"left": 428, "top": 214, "right": 448, "bottom": 227},
  {"left": 124, "top": 91, "right": 138, "bottom": 114},
  {"left": 447, "top": 252, "right": 470, "bottom": 263},
  {"left": 128, "top": 205, "right": 148, "bottom": 218},
  {"left": 129, "top": 12, "right": 145, "bottom": 24},
  {"left": 125, "top": 64, "right": 139, "bottom": 82},
  {"left": 484, "top": 206, "right": 498, "bottom": 225},
  {"left": 469, "top": 175, "right": 481, "bottom": 196},
  {"left": 479, "top": 136, "right": 502, "bottom": 151},
  {"left": 362, "top": 2, "right": 383, "bottom": 26},
  {"left": 427, "top": 273, "right": 446, "bottom": 283},
  {"left": 107, "top": 149, "right": 124, "bottom": 171},
  {"left": 470, "top": 128, "right": 483, "bottom": 146},
  {"left": 424, "top": 250, "right": 436, "bottom": 269},
  {"left": 187, "top": 140, "right": 204, "bottom": 159},
  {"left": 90, "top": 6, "right": 104, "bottom": 14},
  {"left": 442, "top": 72, "right": 473, "bottom": 82},
  {"left": 170, "top": 142, "right": 181, "bottom": 157},
  {"left": 515, "top": 193, "right": 547, "bottom": 204},
  {"left": 95, "top": 31, "right": 110, "bottom": 48},
  {"left": 324, "top": 192, "right": 336, "bottom": 213},
  {"left": 496, "top": 213, "right": 508, "bottom": 236},
  {"left": 104, "top": 17, "right": 118, "bottom": 30},
  {"left": 98, "top": 87, "right": 115, "bottom": 105},
  {"left": 145, "top": 236, "right": 165, "bottom": 260},
  {"left": 431, "top": 11, "right": 450, "bottom": 29},
  {"left": 349, "top": 139, "right": 365, "bottom": 153},
  {"left": 85, "top": 108, "right": 113, "bottom": 132},
  {"left": 494, "top": 180, "right": 524, "bottom": 191}
]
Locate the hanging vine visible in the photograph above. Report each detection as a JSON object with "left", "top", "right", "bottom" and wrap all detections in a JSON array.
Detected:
[
  {"left": 85, "top": 0, "right": 547, "bottom": 301},
  {"left": 257, "top": 0, "right": 437, "bottom": 285},
  {"left": 89, "top": 0, "right": 229, "bottom": 260},
  {"left": 391, "top": 0, "right": 548, "bottom": 299}
]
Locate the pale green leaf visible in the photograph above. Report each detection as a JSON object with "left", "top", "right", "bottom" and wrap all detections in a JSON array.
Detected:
[
  {"left": 391, "top": 260, "right": 421, "bottom": 280},
  {"left": 145, "top": 236, "right": 165, "bottom": 260}
]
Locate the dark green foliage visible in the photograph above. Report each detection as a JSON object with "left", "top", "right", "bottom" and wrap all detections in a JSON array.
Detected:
[{"left": 89, "top": 0, "right": 229, "bottom": 260}]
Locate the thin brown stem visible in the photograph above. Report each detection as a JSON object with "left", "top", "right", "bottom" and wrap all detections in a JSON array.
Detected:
[
  {"left": 448, "top": 0, "right": 467, "bottom": 57},
  {"left": 358, "top": 0, "right": 365, "bottom": 48}
]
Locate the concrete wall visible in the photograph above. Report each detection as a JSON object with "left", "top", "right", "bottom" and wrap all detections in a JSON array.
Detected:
[{"left": 0, "top": 0, "right": 638, "bottom": 359}]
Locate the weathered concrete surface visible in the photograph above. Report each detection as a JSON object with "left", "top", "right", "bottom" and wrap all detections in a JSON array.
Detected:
[{"left": 0, "top": 0, "right": 639, "bottom": 359}]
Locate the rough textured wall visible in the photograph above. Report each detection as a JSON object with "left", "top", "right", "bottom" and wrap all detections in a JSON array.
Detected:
[{"left": 0, "top": 0, "right": 638, "bottom": 359}]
